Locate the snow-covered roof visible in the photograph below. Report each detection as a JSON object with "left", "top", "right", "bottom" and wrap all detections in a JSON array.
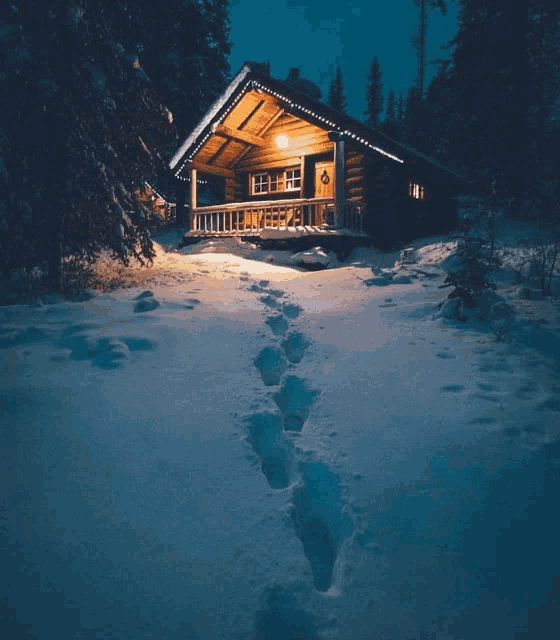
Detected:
[
  {"left": 169, "top": 65, "right": 252, "bottom": 171},
  {"left": 170, "top": 64, "right": 466, "bottom": 182}
]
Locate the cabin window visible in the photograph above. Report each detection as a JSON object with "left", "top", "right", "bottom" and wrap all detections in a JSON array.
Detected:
[
  {"left": 251, "top": 169, "right": 297, "bottom": 195},
  {"left": 285, "top": 168, "right": 301, "bottom": 191},
  {"left": 253, "top": 173, "right": 269, "bottom": 194},
  {"left": 409, "top": 182, "right": 425, "bottom": 200},
  {"left": 269, "top": 172, "right": 283, "bottom": 192}
]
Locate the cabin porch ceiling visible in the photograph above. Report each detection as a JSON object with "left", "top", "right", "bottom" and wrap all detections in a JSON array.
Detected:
[{"left": 190, "top": 89, "right": 326, "bottom": 176}]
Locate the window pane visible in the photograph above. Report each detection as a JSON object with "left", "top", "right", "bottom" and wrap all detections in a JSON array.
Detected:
[{"left": 254, "top": 174, "right": 268, "bottom": 194}]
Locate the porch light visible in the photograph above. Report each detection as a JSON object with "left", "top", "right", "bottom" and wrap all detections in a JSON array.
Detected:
[{"left": 275, "top": 133, "right": 289, "bottom": 149}]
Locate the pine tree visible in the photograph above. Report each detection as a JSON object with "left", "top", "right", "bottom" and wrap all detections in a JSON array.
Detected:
[
  {"left": 411, "top": 1, "right": 449, "bottom": 96},
  {"left": 383, "top": 89, "right": 397, "bottom": 138},
  {"left": 0, "top": 1, "right": 174, "bottom": 288},
  {"left": 364, "top": 57, "right": 384, "bottom": 129},
  {"left": 397, "top": 92, "right": 405, "bottom": 125},
  {"left": 114, "top": 0, "right": 231, "bottom": 141},
  {"left": 327, "top": 66, "right": 348, "bottom": 113}
]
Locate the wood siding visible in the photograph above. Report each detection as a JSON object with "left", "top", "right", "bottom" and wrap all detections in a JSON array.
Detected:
[
  {"left": 225, "top": 177, "right": 235, "bottom": 203},
  {"left": 344, "top": 148, "right": 366, "bottom": 203},
  {"left": 237, "top": 115, "right": 331, "bottom": 172}
]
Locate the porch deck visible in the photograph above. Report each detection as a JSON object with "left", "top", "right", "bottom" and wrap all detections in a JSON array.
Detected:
[{"left": 188, "top": 197, "right": 365, "bottom": 236}]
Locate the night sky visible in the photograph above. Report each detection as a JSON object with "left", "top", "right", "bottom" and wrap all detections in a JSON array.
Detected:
[{"left": 230, "top": 0, "right": 458, "bottom": 119}]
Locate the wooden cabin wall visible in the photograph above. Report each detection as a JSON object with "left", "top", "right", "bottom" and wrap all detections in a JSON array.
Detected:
[
  {"left": 225, "top": 177, "right": 236, "bottom": 203},
  {"left": 344, "top": 146, "right": 366, "bottom": 203},
  {"left": 237, "top": 116, "right": 331, "bottom": 172},
  {"left": 234, "top": 172, "right": 245, "bottom": 202}
]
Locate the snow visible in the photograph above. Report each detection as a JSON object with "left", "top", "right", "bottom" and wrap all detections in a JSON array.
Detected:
[{"left": 2, "top": 225, "right": 560, "bottom": 639}]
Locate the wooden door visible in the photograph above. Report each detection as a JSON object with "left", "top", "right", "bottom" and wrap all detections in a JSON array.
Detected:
[{"left": 314, "top": 162, "right": 334, "bottom": 198}]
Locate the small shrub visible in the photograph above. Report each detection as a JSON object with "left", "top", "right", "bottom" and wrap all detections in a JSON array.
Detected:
[
  {"left": 488, "top": 301, "right": 515, "bottom": 342},
  {"left": 526, "top": 231, "right": 560, "bottom": 296},
  {"left": 439, "top": 234, "right": 497, "bottom": 308}
]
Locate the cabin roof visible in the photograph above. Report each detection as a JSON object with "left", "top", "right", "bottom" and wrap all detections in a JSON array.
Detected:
[{"left": 170, "top": 64, "right": 465, "bottom": 182}]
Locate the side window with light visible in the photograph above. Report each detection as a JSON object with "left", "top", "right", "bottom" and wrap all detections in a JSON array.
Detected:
[{"left": 408, "top": 182, "right": 425, "bottom": 200}]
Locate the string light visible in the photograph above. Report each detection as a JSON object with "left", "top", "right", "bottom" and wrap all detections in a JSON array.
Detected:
[{"left": 173, "top": 69, "right": 405, "bottom": 179}]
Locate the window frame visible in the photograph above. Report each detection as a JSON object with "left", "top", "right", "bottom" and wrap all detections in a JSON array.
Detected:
[
  {"left": 252, "top": 172, "right": 269, "bottom": 195},
  {"left": 250, "top": 167, "right": 300, "bottom": 196},
  {"left": 408, "top": 182, "right": 425, "bottom": 200},
  {"left": 284, "top": 168, "right": 301, "bottom": 192}
]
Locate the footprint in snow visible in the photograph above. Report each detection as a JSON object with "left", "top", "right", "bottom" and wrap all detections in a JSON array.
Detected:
[
  {"left": 259, "top": 295, "right": 279, "bottom": 309},
  {"left": 537, "top": 396, "right": 560, "bottom": 412},
  {"left": 254, "top": 285, "right": 285, "bottom": 298},
  {"left": 254, "top": 346, "right": 288, "bottom": 386},
  {"left": 273, "top": 375, "right": 320, "bottom": 432},
  {"left": 266, "top": 314, "right": 289, "bottom": 337},
  {"left": 59, "top": 331, "right": 157, "bottom": 368},
  {"left": 469, "top": 416, "right": 498, "bottom": 425},
  {"left": 440, "top": 384, "right": 464, "bottom": 393},
  {"left": 477, "top": 383, "right": 498, "bottom": 392},
  {"left": 290, "top": 461, "right": 353, "bottom": 592},
  {"left": 244, "top": 412, "right": 294, "bottom": 489},
  {"left": 282, "top": 332, "right": 311, "bottom": 364},
  {"left": 133, "top": 291, "right": 160, "bottom": 313},
  {"left": 184, "top": 298, "right": 201, "bottom": 309},
  {"left": 436, "top": 351, "right": 456, "bottom": 359},
  {"left": 281, "top": 302, "right": 302, "bottom": 319},
  {"left": 0, "top": 325, "right": 50, "bottom": 350}
]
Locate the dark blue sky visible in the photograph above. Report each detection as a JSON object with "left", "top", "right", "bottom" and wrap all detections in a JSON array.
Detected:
[{"left": 230, "top": 0, "right": 458, "bottom": 119}]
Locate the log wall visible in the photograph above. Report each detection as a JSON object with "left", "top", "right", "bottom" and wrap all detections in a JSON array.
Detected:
[
  {"left": 237, "top": 115, "right": 331, "bottom": 172},
  {"left": 344, "top": 148, "right": 366, "bottom": 203},
  {"left": 225, "top": 177, "right": 235, "bottom": 203}
]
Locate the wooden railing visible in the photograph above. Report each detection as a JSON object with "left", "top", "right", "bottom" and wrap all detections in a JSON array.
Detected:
[
  {"left": 342, "top": 200, "right": 365, "bottom": 232},
  {"left": 190, "top": 197, "right": 365, "bottom": 233}
]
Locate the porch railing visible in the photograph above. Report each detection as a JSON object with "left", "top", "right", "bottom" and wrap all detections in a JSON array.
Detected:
[
  {"left": 341, "top": 200, "right": 365, "bottom": 232},
  {"left": 190, "top": 197, "right": 365, "bottom": 233}
]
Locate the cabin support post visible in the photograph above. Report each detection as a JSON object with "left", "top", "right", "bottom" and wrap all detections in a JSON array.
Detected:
[
  {"left": 329, "top": 132, "right": 345, "bottom": 227},
  {"left": 189, "top": 168, "right": 197, "bottom": 231}
]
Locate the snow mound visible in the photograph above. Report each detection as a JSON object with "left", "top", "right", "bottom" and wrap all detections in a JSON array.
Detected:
[
  {"left": 290, "top": 247, "right": 330, "bottom": 268},
  {"left": 433, "top": 297, "right": 464, "bottom": 321}
]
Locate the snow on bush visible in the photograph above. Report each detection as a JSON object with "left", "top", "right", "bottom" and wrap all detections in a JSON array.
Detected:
[{"left": 433, "top": 297, "right": 464, "bottom": 321}]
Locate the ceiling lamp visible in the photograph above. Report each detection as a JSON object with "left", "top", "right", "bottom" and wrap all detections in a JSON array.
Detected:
[{"left": 275, "top": 133, "right": 289, "bottom": 149}]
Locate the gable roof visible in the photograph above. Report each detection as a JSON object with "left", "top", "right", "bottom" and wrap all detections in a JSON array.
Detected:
[{"left": 170, "top": 64, "right": 465, "bottom": 182}]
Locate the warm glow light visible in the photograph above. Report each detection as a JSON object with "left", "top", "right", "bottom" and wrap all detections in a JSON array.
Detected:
[{"left": 275, "top": 133, "right": 289, "bottom": 149}]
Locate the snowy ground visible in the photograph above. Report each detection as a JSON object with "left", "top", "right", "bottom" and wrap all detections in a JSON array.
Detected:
[{"left": 2, "top": 223, "right": 560, "bottom": 639}]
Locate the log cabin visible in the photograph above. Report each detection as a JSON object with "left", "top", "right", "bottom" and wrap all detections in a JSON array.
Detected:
[
  {"left": 135, "top": 183, "right": 176, "bottom": 227},
  {"left": 169, "top": 64, "right": 465, "bottom": 245}
]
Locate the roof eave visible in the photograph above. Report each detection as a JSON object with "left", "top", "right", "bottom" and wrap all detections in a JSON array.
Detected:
[{"left": 169, "top": 65, "right": 252, "bottom": 172}]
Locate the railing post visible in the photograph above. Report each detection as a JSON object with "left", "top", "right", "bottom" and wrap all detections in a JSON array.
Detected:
[
  {"left": 189, "top": 168, "right": 197, "bottom": 231},
  {"left": 329, "top": 132, "right": 345, "bottom": 227}
]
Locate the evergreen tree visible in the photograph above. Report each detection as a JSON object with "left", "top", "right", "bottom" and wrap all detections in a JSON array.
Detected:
[
  {"left": 0, "top": 0, "right": 233, "bottom": 287},
  {"left": 285, "top": 67, "right": 322, "bottom": 101},
  {"left": 0, "top": 1, "right": 174, "bottom": 286},
  {"left": 327, "top": 66, "right": 348, "bottom": 113},
  {"left": 412, "top": 0, "right": 448, "bottom": 96},
  {"left": 115, "top": 0, "right": 232, "bottom": 141},
  {"left": 364, "top": 57, "right": 384, "bottom": 129},
  {"left": 383, "top": 89, "right": 398, "bottom": 139},
  {"left": 436, "top": 0, "right": 533, "bottom": 211},
  {"left": 423, "top": 59, "right": 454, "bottom": 166},
  {"left": 397, "top": 92, "right": 405, "bottom": 124}
]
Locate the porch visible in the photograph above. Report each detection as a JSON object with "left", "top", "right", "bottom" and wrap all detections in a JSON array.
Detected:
[{"left": 185, "top": 197, "right": 365, "bottom": 237}]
